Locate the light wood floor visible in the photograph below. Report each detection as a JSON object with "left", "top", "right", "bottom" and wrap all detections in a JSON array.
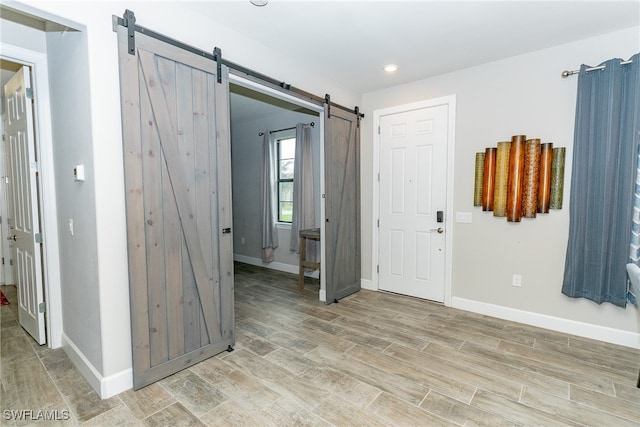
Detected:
[{"left": 1, "top": 262, "right": 639, "bottom": 426}]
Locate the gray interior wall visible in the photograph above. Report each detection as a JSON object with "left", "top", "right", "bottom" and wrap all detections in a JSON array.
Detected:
[
  {"left": 230, "top": 102, "right": 320, "bottom": 268},
  {"left": 45, "top": 29, "right": 102, "bottom": 368}
]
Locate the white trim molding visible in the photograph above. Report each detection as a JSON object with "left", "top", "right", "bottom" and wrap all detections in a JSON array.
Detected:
[
  {"left": 452, "top": 297, "right": 640, "bottom": 349},
  {"left": 62, "top": 334, "right": 133, "bottom": 398},
  {"left": 234, "top": 254, "right": 319, "bottom": 279},
  {"left": 361, "top": 278, "right": 375, "bottom": 291}
]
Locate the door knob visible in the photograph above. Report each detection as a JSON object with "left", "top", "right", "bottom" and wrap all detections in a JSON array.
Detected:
[
  {"left": 430, "top": 228, "right": 444, "bottom": 234},
  {"left": 6, "top": 235, "right": 17, "bottom": 241}
]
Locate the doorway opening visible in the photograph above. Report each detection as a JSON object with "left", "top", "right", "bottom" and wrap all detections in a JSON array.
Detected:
[
  {"left": 1, "top": 58, "right": 48, "bottom": 345},
  {"left": 228, "top": 78, "right": 326, "bottom": 300}
]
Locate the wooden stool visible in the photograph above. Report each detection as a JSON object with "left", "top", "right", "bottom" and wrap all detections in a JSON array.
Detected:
[{"left": 298, "top": 228, "right": 320, "bottom": 290}]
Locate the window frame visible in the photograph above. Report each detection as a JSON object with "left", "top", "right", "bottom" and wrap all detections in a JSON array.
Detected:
[{"left": 275, "top": 133, "right": 296, "bottom": 224}]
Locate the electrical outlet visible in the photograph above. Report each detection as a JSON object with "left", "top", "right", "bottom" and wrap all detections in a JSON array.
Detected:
[{"left": 512, "top": 274, "right": 522, "bottom": 287}]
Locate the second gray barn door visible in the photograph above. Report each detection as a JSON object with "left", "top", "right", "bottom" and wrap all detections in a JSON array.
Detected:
[
  {"left": 117, "top": 26, "right": 234, "bottom": 389},
  {"left": 324, "top": 106, "right": 361, "bottom": 303}
]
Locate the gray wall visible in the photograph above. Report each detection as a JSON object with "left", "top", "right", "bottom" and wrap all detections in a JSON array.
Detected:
[
  {"left": 230, "top": 98, "right": 320, "bottom": 269},
  {"left": 46, "top": 29, "right": 102, "bottom": 369}
]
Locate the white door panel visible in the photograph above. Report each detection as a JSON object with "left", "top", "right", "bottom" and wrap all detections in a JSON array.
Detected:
[
  {"left": 379, "top": 105, "right": 448, "bottom": 302},
  {"left": 4, "top": 67, "right": 45, "bottom": 344}
]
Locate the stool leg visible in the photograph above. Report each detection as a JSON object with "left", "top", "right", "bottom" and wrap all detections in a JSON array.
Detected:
[{"left": 298, "top": 236, "right": 306, "bottom": 290}]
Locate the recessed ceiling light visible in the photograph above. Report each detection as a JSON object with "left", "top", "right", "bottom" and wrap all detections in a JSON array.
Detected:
[
  {"left": 251, "top": 0, "right": 268, "bottom": 6},
  {"left": 384, "top": 64, "right": 399, "bottom": 73}
]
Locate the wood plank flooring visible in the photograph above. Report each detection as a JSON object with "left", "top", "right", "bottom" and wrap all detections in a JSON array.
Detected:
[{"left": 1, "top": 262, "right": 639, "bottom": 426}]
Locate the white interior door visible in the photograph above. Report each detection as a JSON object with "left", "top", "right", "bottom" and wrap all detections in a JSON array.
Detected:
[
  {"left": 378, "top": 105, "right": 448, "bottom": 302},
  {"left": 4, "top": 66, "right": 46, "bottom": 344}
]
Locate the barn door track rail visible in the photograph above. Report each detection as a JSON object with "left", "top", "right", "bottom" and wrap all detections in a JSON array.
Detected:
[{"left": 112, "top": 9, "right": 364, "bottom": 121}]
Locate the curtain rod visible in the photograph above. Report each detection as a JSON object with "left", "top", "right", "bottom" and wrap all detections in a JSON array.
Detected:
[
  {"left": 259, "top": 122, "right": 314, "bottom": 136},
  {"left": 561, "top": 59, "right": 633, "bottom": 78},
  {"left": 113, "top": 11, "right": 364, "bottom": 120}
]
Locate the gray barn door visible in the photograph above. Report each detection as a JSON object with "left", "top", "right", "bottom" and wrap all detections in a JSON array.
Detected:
[
  {"left": 324, "top": 106, "right": 361, "bottom": 303},
  {"left": 117, "top": 27, "right": 234, "bottom": 389}
]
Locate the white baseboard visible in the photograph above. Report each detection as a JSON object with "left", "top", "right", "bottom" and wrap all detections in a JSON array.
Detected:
[
  {"left": 452, "top": 297, "right": 640, "bottom": 349},
  {"left": 234, "top": 254, "right": 319, "bottom": 278},
  {"left": 361, "top": 278, "right": 376, "bottom": 291},
  {"left": 62, "top": 333, "right": 133, "bottom": 398}
]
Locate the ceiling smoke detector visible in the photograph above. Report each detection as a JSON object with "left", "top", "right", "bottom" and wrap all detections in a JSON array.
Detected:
[{"left": 251, "top": 0, "right": 268, "bottom": 6}]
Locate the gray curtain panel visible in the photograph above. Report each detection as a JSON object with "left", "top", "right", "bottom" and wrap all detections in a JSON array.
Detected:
[
  {"left": 289, "top": 123, "right": 317, "bottom": 259},
  {"left": 562, "top": 53, "right": 640, "bottom": 307},
  {"left": 261, "top": 131, "right": 279, "bottom": 262}
]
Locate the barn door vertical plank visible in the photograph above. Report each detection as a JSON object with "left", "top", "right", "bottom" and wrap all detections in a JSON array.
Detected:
[
  {"left": 139, "top": 61, "right": 169, "bottom": 366},
  {"left": 174, "top": 63, "right": 200, "bottom": 352},
  {"left": 192, "top": 68, "right": 215, "bottom": 346},
  {"left": 183, "top": 67, "right": 208, "bottom": 348},
  {"left": 117, "top": 27, "right": 151, "bottom": 381},
  {"left": 213, "top": 67, "right": 234, "bottom": 340},
  {"left": 156, "top": 56, "right": 185, "bottom": 359},
  {"left": 163, "top": 161, "right": 184, "bottom": 359}
]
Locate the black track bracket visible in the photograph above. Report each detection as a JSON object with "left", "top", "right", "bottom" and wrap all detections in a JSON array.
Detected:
[
  {"left": 213, "top": 47, "right": 222, "bottom": 83},
  {"left": 123, "top": 9, "right": 136, "bottom": 55},
  {"left": 325, "top": 94, "right": 331, "bottom": 118},
  {"left": 226, "top": 345, "right": 234, "bottom": 353}
]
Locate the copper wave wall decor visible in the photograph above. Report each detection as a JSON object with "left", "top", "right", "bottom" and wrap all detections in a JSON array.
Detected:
[{"left": 473, "top": 136, "right": 565, "bottom": 222}]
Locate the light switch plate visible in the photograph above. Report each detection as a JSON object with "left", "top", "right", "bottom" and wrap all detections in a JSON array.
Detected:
[
  {"left": 74, "top": 164, "right": 85, "bottom": 182},
  {"left": 456, "top": 212, "right": 472, "bottom": 223}
]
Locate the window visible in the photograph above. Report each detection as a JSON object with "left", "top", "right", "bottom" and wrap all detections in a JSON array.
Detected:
[{"left": 277, "top": 137, "right": 295, "bottom": 222}]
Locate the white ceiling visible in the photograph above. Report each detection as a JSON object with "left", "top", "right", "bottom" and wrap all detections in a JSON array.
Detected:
[{"left": 185, "top": 0, "right": 640, "bottom": 95}]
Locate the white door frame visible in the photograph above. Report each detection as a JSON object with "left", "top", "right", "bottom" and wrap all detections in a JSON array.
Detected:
[
  {"left": 0, "top": 112, "right": 10, "bottom": 285},
  {"left": 1, "top": 43, "right": 62, "bottom": 348},
  {"left": 373, "top": 95, "right": 456, "bottom": 306}
]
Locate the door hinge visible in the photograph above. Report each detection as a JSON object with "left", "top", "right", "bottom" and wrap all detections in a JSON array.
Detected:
[
  {"left": 377, "top": 173, "right": 380, "bottom": 182},
  {"left": 377, "top": 219, "right": 380, "bottom": 228},
  {"left": 39, "top": 302, "right": 46, "bottom": 313},
  {"left": 1, "top": 257, "right": 4, "bottom": 265},
  {"left": 26, "top": 87, "right": 34, "bottom": 99},
  {"left": 9, "top": 259, "right": 13, "bottom": 266},
  {"left": 35, "top": 233, "right": 43, "bottom": 244},
  {"left": 377, "top": 265, "right": 379, "bottom": 273}
]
